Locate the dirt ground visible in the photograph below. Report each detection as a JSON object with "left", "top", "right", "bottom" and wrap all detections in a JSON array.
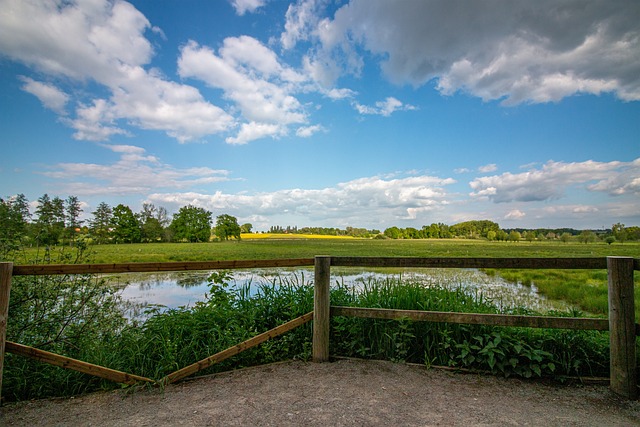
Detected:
[{"left": 2, "top": 359, "right": 639, "bottom": 426}]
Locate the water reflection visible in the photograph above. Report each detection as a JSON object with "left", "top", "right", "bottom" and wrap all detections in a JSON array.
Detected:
[{"left": 107, "top": 268, "right": 570, "bottom": 313}]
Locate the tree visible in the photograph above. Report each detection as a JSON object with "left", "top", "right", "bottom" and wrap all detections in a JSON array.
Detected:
[
  {"left": 110, "top": 204, "right": 141, "bottom": 243},
  {"left": 215, "top": 214, "right": 241, "bottom": 241},
  {"left": 170, "top": 205, "right": 212, "bottom": 242},
  {"left": 384, "top": 226, "right": 402, "bottom": 239},
  {"left": 612, "top": 223, "right": 627, "bottom": 244},
  {"left": 65, "top": 196, "right": 83, "bottom": 244},
  {"left": 138, "top": 203, "right": 166, "bottom": 242},
  {"left": 605, "top": 236, "right": 615, "bottom": 245},
  {"left": 89, "top": 202, "right": 113, "bottom": 244},
  {"left": 33, "top": 194, "right": 65, "bottom": 246},
  {"left": 0, "top": 194, "right": 31, "bottom": 258},
  {"left": 560, "top": 232, "right": 572, "bottom": 243},
  {"left": 524, "top": 231, "right": 537, "bottom": 242},
  {"left": 240, "top": 223, "right": 253, "bottom": 234},
  {"left": 578, "top": 230, "right": 596, "bottom": 244},
  {"left": 508, "top": 230, "right": 521, "bottom": 242}
]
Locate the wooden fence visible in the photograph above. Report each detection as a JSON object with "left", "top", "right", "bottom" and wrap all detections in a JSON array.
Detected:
[{"left": 0, "top": 256, "right": 638, "bottom": 401}]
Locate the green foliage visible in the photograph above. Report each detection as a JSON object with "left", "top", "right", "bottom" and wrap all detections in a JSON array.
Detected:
[
  {"left": 89, "top": 202, "right": 113, "bottom": 244},
  {"left": 0, "top": 194, "right": 30, "bottom": 259},
  {"left": 33, "top": 194, "right": 66, "bottom": 246},
  {"left": 215, "top": 214, "right": 241, "bottom": 241},
  {"left": 444, "top": 330, "right": 556, "bottom": 378},
  {"left": 111, "top": 204, "right": 141, "bottom": 243},
  {"left": 170, "top": 205, "right": 212, "bottom": 242}
]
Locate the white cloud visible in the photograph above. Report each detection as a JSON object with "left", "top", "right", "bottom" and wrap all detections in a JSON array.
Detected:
[
  {"left": 305, "top": 0, "right": 640, "bottom": 104},
  {"left": 353, "top": 97, "right": 416, "bottom": 117},
  {"left": 281, "top": 0, "right": 326, "bottom": 50},
  {"left": 504, "top": 209, "right": 526, "bottom": 220},
  {"left": 478, "top": 164, "right": 497, "bottom": 173},
  {"left": 41, "top": 144, "right": 231, "bottom": 196},
  {"left": 230, "top": 0, "right": 267, "bottom": 16},
  {"left": 179, "top": 38, "right": 309, "bottom": 143},
  {"left": 0, "top": 0, "right": 233, "bottom": 142},
  {"left": 469, "top": 159, "right": 640, "bottom": 203},
  {"left": 19, "top": 77, "right": 69, "bottom": 114},
  {"left": 148, "top": 173, "right": 456, "bottom": 227},
  {"left": 296, "top": 124, "right": 324, "bottom": 137}
]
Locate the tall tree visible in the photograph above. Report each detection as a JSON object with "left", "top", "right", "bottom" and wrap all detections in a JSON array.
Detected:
[
  {"left": 111, "top": 204, "right": 141, "bottom": 243},
  {"left": 170, "top": 205, "right": 212, "bottom": 242},
  {"left": 34, "top": 194, "right": 65, "bottom": 246},
  {"left": 0, "top": 194, "right": 31, "bottom": 258},
  {"left": 612, "top": 223, "right": 627, "bottom": 244},
  {"left": 65, "top": 196, "right": 83, "bottom": 244},
  {"left": 89, "top": 202, "right": 113, "bottom": 244},
  {"left": 215, "top": 214, "right": 241, "bottom": 241}
]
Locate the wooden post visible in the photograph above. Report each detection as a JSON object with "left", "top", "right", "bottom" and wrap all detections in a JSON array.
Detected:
[
  {"left": 0, "top": 262, "right": 13, "bottom": 401},
  {"left": 607, "top": 256, "right": 637, "bottom": 400},
  {"left": 313, "top": 256, "right": 331, "bottom": 362}
]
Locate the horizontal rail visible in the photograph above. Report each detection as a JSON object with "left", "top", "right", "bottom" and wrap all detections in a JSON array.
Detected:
[
  {"left": 331, "top": 306, "right": 614, "bottom": 331},
  {"left": 5, "top": 341, "right": 154, "bottom": 385},
  {"left": 330, "top": 257, "right": 614, "bottom": 269},
  {"left": 12, "top": 258, "right": 315, "bottom": 276}
]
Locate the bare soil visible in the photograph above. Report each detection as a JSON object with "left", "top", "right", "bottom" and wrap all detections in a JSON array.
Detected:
[{"left": 2, "top": 359, "right": 639, "bottom": 426}]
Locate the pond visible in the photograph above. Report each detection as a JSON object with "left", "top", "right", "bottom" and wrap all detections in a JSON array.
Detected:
[{"left": 107, "top": 267, "right": 571, "bottom": 315}]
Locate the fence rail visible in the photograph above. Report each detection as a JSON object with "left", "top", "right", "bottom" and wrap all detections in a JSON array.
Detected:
[{"left": 0, "top": 256, "right": 638, "bottom": 402}]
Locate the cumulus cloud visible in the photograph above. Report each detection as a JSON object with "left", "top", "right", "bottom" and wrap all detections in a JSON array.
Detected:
[
  {"left": 230, "top": 0, "right": 267, "bottom": 15},
  {"left": 19, "top": 77, "right": 69, "bottom": 114},
  {"left": 179, "top": 38, "right": 312, "bottom": 144},
  {"left": 41, "top": 144, "right": 231, "bottom": 195},
  {"left": 504, "top": 209, "right": 526, "bottom": 220},
  {"left": 148, "top": 174, "right": 456, "bottom": 227},
  {"left": 469, "top": 158, "right": 640, "bottom": 203},
  {"left": 0, "top": 0, "right": 233, "bottom": 142},
  {"left": 478, "top": 164, "right": 497, "bottom": 173},
  {"left": 353, "top": 97, "right": 416, "bottom": 117},
  {"left": 296, "top": 124, "right": 325, "bottom": 137},
  {"left": 298, "top": 0, "right": 640, "bottom": 104}
]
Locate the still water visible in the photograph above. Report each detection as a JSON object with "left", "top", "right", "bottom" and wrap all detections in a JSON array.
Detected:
[{"left": 108, "top": 268, "right": 570, "bottom": 313}]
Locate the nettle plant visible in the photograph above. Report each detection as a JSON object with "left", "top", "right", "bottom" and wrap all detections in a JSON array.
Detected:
[{"left": 445, "top": 330, "right": 556, "bottom": 378}]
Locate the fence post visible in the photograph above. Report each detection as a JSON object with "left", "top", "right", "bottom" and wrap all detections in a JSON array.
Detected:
[
  {"left": 313, "top": 256, "right": 331, "bottom": 362},
  {"left": 607, "top": 256, "right": 637, "bottom": 400},
  {"left": 0, "top": 262, "right": 13, "bottom": 402}
]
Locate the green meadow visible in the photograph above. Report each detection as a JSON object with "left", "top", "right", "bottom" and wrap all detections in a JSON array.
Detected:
[{"left": 22, "top": 236, "right": 640, "bottom": 264}]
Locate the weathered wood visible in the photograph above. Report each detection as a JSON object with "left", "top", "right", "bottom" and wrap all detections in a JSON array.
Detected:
[
  {"left": 163, "top": 311, "right": 313, "bottom": 384},
  {"left": 5, "top": 341, "right": 154, "bottom": 385},
  {"left": 313, "top": 256, "right": 331, "bottom": 362},
  {"left": 12, "top": 258, "right": 315, "bottom": 276},
  {"left": 329, "top": 257, "right": 609, "bottom": 270},
  {"left": 0, "top": 262, "right": 13, "bottom": 400},
  {"left": 607, "top": 256, "right": 637, "bottom": 400},
  {"left": 330, "top": 306, "right": 610, "bottom": 331}
]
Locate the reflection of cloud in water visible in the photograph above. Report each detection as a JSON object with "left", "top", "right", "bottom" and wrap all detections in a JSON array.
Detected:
[{"left": 110, "top": 268, "right": 570, "bottom": 313}]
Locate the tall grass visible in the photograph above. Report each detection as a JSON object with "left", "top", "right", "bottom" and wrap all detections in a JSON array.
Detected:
[{"left": 3, "top": 272, "right": 625, "bottom": 402}]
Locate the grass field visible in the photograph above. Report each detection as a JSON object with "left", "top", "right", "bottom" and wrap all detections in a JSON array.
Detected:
[{"left": 19, "top": 237, "right": 640, "bottom": 264}]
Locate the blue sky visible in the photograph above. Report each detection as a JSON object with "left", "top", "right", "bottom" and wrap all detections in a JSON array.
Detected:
[{"left": 0, "top": 0, "right": 638, "bottom": 231}]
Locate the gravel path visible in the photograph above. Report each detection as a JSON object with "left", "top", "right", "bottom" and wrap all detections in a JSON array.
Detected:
[{"left": 2, "top": 359, "right": 639, "bottom": 426}]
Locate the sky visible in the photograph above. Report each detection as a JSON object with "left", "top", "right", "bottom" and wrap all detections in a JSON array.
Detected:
[{"left": 0, "top": 0, "right": 639, "bottom": 231}]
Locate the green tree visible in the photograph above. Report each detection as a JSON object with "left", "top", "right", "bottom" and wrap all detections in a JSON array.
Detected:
[
  {"left": 524, "top": 231, "right": 537, "bottom": 242},
  {"left": 170, "top": 205, "right": 212, "bottom": 242},
  {"left": 0, "top": 194, "right": 31, "bottom": 259},
  {"left": 65, "top": 196, "right": 83, "bottom": 245},
  {"left": 138, "top": 203, "right": 166, "bottom": 242},
  {"left": 33, "top": 194, "right": 65, "bottom": 246},
  {"left": 384, "top": 226, "right": 402, "bottom": 239},
  {"left": 612, "top": 223, "right": 627, "bottom": 244},
  {"left": 508, "top": 230, "right": 521, "bottom": 242},
  {"left": 89, "top": 202, "right": 112, "bottom": 244},
  {"left": 560, "top": 232, "right": 572, "bottom": 243},
  {"left": 240, "top": 223, "right": 253, "bottom": 234},
  {"left": 578, "top": 230, "right": 596, "bottom": 244},
  {"left": 215, "top": 214, "right": 241, "bottom": 241},
  {"left": 110, "top": 204, "right": 141, "bottom": 243},
  {"left": 486, "top": 230, "right": 497, "bottom": 241}
]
